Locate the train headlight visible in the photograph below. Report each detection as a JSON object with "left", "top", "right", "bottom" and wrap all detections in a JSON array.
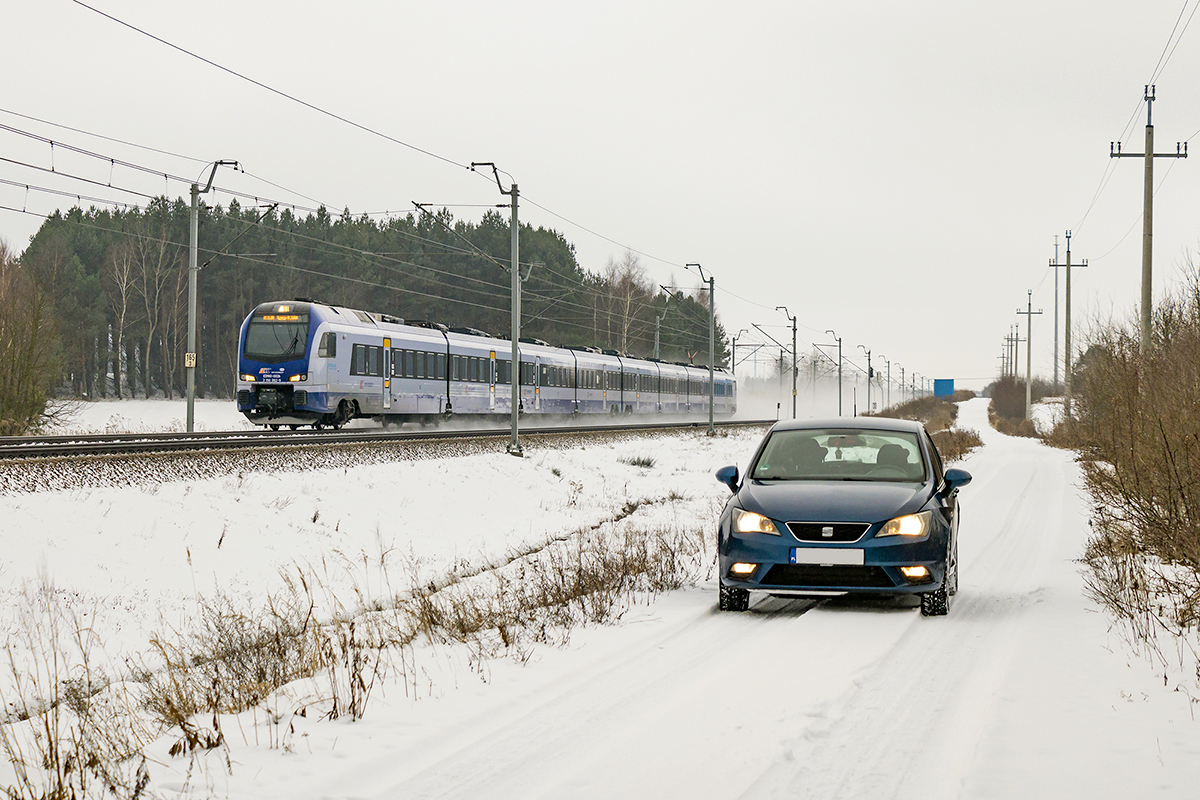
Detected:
[
  {"left": 240, "top": 373, "right": 256, "bottom": 382},
  {"left": 288, "top": 373, "right": 308, "bottom": 382}
]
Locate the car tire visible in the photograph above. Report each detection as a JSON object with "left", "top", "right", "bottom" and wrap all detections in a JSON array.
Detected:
[
  {"left": 920, "top": 585, "right": 948, "bottom": 616},
  {"left": 719, "top": 585, "right": 750, "bottom": 612}
]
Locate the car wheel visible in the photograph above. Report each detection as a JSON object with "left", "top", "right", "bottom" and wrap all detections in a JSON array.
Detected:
[{"left": 719, "top": 585, "right": 750, "bottom": 612}]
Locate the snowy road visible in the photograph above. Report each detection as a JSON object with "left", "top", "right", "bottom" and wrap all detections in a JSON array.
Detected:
[{"left": 292, "top": 398, "right": 1198, "bottom": 800}]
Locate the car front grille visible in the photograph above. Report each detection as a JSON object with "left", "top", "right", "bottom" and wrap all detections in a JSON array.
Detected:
[
  {"left": 786, "top": 522, "right": 870, "bottom": 542},
  {"left": 761, "top": 564, "right": 894, "bottom": 588}
]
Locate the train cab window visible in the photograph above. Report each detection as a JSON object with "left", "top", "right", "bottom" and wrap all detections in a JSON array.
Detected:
[{"left": 317, "top": 331, "right": 337, "bottom": 358}]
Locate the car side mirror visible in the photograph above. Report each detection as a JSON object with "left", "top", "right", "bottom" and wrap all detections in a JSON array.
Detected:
[
  {"left": 715, "top": 465, "right": 740, "bottom": 493},
  {"left": 944, "top": 467, "right": 972, "bottom": 492}
]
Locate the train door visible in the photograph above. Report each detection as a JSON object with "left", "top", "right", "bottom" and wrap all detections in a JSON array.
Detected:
[
  {"left": 534, "top": 356, "right": 542, "bottom": 411},
  {"left": 383, "top": 338, "right": 392, "bottom": 410},
  {"left": 489, "top": 350, "right": 496, "bottom": 411}
]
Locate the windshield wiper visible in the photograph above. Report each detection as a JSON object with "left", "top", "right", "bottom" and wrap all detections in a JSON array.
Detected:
[{"left": 282, "top": 331, "right": 301, "bottom": 357}]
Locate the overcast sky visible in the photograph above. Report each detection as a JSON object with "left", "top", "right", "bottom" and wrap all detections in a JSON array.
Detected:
[{"left": 4, "top": 0, "right": 1200, "bottom": 390}]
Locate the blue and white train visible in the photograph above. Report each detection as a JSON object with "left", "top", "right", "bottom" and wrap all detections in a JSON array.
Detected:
[{"left": 236, "top": 299, "right": 737, "bottom": 429}]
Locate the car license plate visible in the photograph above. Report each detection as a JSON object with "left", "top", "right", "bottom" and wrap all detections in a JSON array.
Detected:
[{"left": 790, "top": 548, "right": 864, "bottom": 566}]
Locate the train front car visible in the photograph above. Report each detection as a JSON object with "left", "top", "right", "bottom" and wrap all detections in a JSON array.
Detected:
[{"left": 236, "top": 301, "right": 329, "bottom": 428}]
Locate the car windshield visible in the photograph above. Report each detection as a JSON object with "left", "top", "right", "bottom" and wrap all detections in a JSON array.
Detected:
[{"left": 751, "top": 428, "right": 926, "bottom": 482}]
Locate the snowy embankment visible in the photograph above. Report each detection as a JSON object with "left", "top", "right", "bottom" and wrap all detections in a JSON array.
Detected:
[{"left": 3, "top": 398, "right": 1198, "bottom": 799}]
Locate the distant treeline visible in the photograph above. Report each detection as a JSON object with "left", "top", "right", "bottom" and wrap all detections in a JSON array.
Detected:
[{"left": 4, "top": 198, "right": 726, "bottom": 410}]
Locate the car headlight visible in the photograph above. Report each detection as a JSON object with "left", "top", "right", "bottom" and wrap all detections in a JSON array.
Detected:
[
  {"left": 733, "top": 507, "right": 781, "bottom": 535},
  {"left": 877, "top": 510, "right": 932, "bottom": 537}
]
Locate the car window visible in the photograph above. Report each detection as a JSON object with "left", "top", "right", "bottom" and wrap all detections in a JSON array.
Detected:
[
  {"left": 924, "top": 432, "right": 945, "bottom": 484},
  {"left": 751, "top": 428, "right": 926, "bottom": 482}
]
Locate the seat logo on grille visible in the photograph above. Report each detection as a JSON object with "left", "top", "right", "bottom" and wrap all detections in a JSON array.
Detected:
[{"left": 822, "top": 526, "right": 834, "bottom": 537}]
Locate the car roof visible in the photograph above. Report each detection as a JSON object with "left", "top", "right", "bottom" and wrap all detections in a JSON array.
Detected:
[{"left": 767, "top": 417, "right": 927, "bottom": 435}]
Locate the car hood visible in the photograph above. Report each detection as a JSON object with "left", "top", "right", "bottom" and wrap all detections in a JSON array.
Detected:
[{"left": 737, "top": 479, "right": 931, "bottom": 524}]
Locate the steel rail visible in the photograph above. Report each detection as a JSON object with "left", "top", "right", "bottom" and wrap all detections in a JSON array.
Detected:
[{"left": 0, "top": 419, "right": 776, "bottom": 461}]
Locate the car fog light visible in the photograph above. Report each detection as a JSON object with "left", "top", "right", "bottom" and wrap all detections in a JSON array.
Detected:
[
  {"left": 900, "top": 565, "right": 929, "bottom": 580},
  {"left": 730, "top": 562, "right": 758, "bottom": 576}
]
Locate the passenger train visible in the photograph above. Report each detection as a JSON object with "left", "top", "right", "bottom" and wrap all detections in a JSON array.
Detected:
[{"left": 236, "top": 300, "right": 737, "bottom": 429}]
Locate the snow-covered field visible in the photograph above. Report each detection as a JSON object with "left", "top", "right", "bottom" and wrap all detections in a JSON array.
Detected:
[
  {"left": 45, "top": 397, "right": 256, "bottom": 434},
  {"left": 3, "top": 398, "right": 1198, "bottom": 798}
]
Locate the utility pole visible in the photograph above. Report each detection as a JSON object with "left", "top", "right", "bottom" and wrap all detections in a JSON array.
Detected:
[
  {"left": 899, "top": 366, "right": 905, "bottom": 403},
  {"left": 858, "top": 345, "right": 872, "bottom": 414},
  {"left": 187, "top": 159, "right": 238, "bottom": 433},
  {"left": 1017, "top": 290, "right": 1043, "bottom": 420},
  {"left": 753, "top": 322, "right": 792, "bottom": 413},
  {"left": 1009, "top": 325, "right": 1027, "bottom": 379},
  {"left": 1062, "top": 231, "right": 1086, "bottom": 417},
  {"left": 474, "top": 162, "right": 523, "bottom": 456},
  {"left": 825, "top": 330, "right": 843, "bottom": 415},
  {"left": 687, "top": 263, "right": 716, "bottom": 436},
  {"left": 878, "top": 355, "right": 890, "bottom": 409},
  {"left": 730, "top": 329, "right": 749, "bottom": 379},
  {"left": 776, "top": 307, "right": 797, "bottom": 419},
  {"left": 1111, "top": 85, "right": 1187, "bottom": 353},
  {"left": 1048, "top": 235, "right": 1062, "bottom": 388}
]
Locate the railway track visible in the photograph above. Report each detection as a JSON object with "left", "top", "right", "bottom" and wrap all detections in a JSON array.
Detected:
[{"left": 0, "top": 418, "right": 775, "bottom": 461}]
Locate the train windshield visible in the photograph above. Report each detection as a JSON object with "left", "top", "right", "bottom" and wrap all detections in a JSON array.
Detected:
[{"left": 243, "top": 313, "right": 311, "bottom": 362}]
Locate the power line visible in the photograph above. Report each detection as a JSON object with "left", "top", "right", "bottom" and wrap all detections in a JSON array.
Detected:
[
  {"left": 70, "top": 0, "right": 473, "bottom": 174},
  {"left": 0, "top": 106, "right": 210, "bottom": 164}
]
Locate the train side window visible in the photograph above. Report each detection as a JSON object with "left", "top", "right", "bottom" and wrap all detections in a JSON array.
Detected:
[
  {"left": 318, "top": 331, "right": 337, "bottom": 358},
  {"left": 415, "top": 351, "right": 425, "bottom": 379},
  {"left": 451, "top": 355, "right": 460, "bottom": 381},
  {"left": 437, "top": 353, "right": 446, "bottom": 380}
]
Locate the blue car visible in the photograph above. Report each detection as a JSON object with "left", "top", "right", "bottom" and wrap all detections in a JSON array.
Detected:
[{"left": 715, "top": 417, "right": 971, "bottom": 616}]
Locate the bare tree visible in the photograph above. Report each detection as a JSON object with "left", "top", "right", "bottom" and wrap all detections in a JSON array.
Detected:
[
  {"left": 104, "top": 241, "right": 137, "bottom": 399},
  {"left": 0, "top": 241, "right": 59, "bottom": 434},
  {"left": 134, "top": 209, "right": 181, "bottom": 398},
  {"left": 603, "top": 250, "right": 651, "bottom": 353}
]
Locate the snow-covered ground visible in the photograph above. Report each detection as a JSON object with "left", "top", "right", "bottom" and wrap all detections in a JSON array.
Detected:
[
  {"left": 3, "top": 398, "right": 1198, "bottom": 798},
  {"left": 1030, "top": 396, "right": 1064, "bottom": 435},
  {"left": 45, "top": 397, "right": 255, "bottom": 434}
]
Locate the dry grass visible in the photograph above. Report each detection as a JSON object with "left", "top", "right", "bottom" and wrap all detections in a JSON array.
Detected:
[
  {"left": 874, "top": 391, "right": 974, "bottom": 434},
  {"left": 133, "top": 496, "right": 712, "bottom": 736},
  {"left": 930, "top": 427, "right": 983, "bottom": 463},
  {"left": 1069, "top": 267, "right": 1200, "bottom": 688},
  {"left": 0, "top": 579, "right": 152, "bottom": 800}
]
